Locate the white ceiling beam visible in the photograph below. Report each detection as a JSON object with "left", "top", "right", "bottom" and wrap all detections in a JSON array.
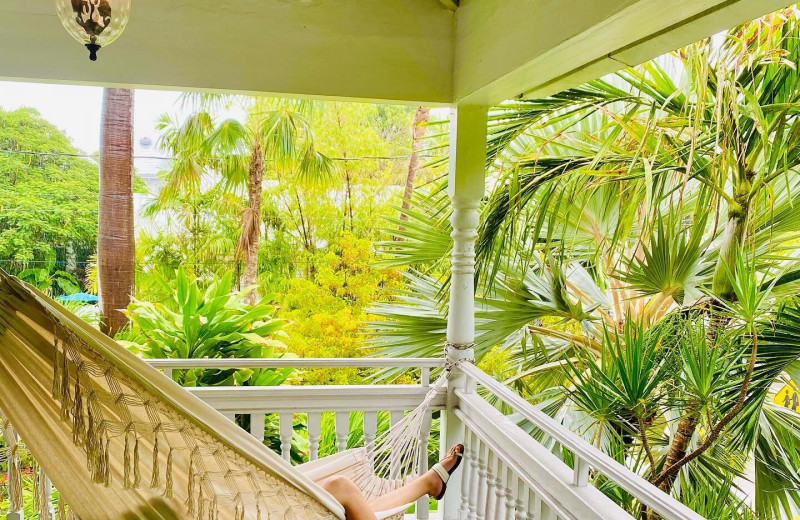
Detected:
[
  {"left": 454, "top": 0, "right": 791, "bottom": 105},
  {"left": 0, "top": 0, "right": 455, "bottom": 105}
]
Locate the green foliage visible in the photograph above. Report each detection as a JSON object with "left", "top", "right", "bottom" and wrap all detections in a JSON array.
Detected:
[
  {"left": 122, "top": 267, "right": 292, "bottom": 387},
  {"left": 371, "top": 9, "right": 800, "bottom": 518},
  {"left": 18, "top": 268, "right": 80, "bottom": 296},
  {"left": 279, "top": 233, "right": 403, "bottom": 384},
  {"left": 0, "top": 107, "right": 98, "bottom": 288}
]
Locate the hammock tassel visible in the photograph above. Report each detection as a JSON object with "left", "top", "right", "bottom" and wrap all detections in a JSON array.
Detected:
[
  {"left": 57, "top": 495, "right": 67, "bottom": 520},
  {"left": 85, "top": 396, "right": 99, "bottom": 482},
  {"left": 60, "top": 342, "right": 72, "bottom": 422},
  {"left": 72, "top": 370, "right": 84, "bottom": 447},
  {"left": 151, "top": 435, "right": 161, "bottom": 489},
  {"left": 197, "top": 482, "right": 205, "bottom": 520},
  {"left": 186, "top": 451, "right": 196, "bottom": 515},
  {"left": 36, "top": 466, "right": 54, "bottom": 520},
  {"left": 103, "top": 436, "right": 112, "bottom": 486},
  {"left": 164, "top": 447, "right": 174, "bottom": 498},
  {"left": 52, "top": 335, "right": 61, "bottom": 399},
  {"left": 123, "top": 431, "right": 132, "bottom": 489},
  {"left": 4, "top": 419, "right": 23, "bottom": 512},
  {"left": 133, "top": 434, "right": 142, "bottom": 488},
  {"left": 209, "top": 497, "right": 218, "bottom": 520},
  {"left": 34, "top": 464, "right": 42, "bottom": 515}
]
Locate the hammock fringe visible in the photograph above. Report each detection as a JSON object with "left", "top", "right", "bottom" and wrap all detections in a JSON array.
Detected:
[{"left": 3, "top": 418, "right": 23, "bottom": 512}]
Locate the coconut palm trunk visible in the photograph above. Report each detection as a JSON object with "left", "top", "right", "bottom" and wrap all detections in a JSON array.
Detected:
[
  {"left": 238, "top": 140, "right": 264, "bottom": 305},
  {"left": 400, "top": 107, "right": 430, "bottom": 220},
  {"left": 98, "top": 88, "right": 135, "bottom": 337}
]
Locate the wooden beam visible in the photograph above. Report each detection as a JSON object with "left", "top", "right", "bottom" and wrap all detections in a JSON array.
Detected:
[{"left": 454, "top": 0, "right": 789, "bottom": 105}]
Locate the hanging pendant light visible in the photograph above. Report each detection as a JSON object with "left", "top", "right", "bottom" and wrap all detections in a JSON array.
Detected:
[{"left": 56, "top": 0, "right": 131, "bottom": 62}]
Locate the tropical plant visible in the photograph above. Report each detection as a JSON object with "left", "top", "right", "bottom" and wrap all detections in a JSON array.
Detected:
[
  {"left": 18, "top": 268, "right": 80, "bottom": 296},
  {"left": 121, "top": 266, "right": 292, "bottom": 387},
  {"left": 371, "top": 8, "right": 800, "bottom": 518}
]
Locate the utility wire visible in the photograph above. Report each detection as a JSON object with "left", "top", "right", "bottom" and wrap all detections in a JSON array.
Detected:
[{"left": 0, "top": 149, "right": 439, "bottom": 162}]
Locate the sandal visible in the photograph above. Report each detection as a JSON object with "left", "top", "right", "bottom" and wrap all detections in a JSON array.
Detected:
[{"left": 431, "top": 444, "right": 464, "bottom": 500}]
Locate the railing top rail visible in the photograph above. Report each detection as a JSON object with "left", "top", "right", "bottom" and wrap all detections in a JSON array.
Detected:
[
  {"left": 146, "top": 357, "right": 444, "bottom": 369},
  {"left": 188, "top": 384, "right": 447, "bottom": 413},
  {"left": 459, "top": 362, "right": 706, "bottom": 520}
]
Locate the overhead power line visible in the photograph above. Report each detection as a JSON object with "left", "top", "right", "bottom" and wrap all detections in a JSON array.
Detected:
[{"left": 0, "top": 149, "right": 438, "bottom": 162}]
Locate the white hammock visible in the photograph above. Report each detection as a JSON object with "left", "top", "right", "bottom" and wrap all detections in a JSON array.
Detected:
[{"left": 0, "top": 273, "right": 446, "bottom": 520}]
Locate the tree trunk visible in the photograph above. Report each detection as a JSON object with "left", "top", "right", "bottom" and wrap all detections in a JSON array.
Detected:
[
  {"left": 238, "top": 140, "right": 264, "bottom": 305},
  {"left": 98, "top": 88, "right": 135, "bottom": 337},
  {"left": 400, "top": 107, "right": 430, "bottom": 221},
  {"left": 344, "top": 166, "right": 354, "bottom": 232},
  {"left": 656, "top": 407, "right": 699, "bottom": 493},
  {"left": 710, "top": 203, "right": 748, "bottom": 301}
]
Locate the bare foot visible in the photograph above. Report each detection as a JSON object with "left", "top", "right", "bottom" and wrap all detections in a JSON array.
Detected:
[{"left": 428, "top": 444, "right": 464, "bottom": 498}]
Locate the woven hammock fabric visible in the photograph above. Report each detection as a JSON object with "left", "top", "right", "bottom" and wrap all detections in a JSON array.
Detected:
[{"left": 0, "top": 272, "right": 346, "bottom": 520}]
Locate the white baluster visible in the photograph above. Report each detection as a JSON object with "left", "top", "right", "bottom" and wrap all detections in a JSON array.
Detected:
[
  {"left": 363, "top": 411, "right": 377, "bottom": 464},
  {"left": 417, "top": 410, "right": 433, "bottom": 520},
  {"left": 389, "top": 411, "right": 404, "bottom": 479},
  {"left": 573, "top": 456, "right": 589, "bottom": 488},
  {"left": 279, "top": 413, "right": 293, "bottom": 462},
  {"left": 421, "top": 367, "right": 430, "bottom": 388},
  {"left": 223, "top": 413, "right": 236, "bottom": 422},
  {"left": 390, "top": 410, "right": 404, "bottom": 427},
  {"left": 475, "top": 440, "right": 488, "bottom": 520},
  {"left": 493, "top": 458, "right": 506, "bottom": 520},
  {"left": 482, "top": 449, "right": 497, "bottom": 520},
  {"left": 335, "top": 412, "right": 349, "bottom": 453},
  {"left": 467, "top": 435, "right": 480, "bottom": 520},
  {"left": 250, "top": 413, "right": 265, "bottom": 443},
  {"left": 459, "top": 429, "right": 473, "bottom": 520},
  {"left": 504, "top": 468, "right": 516, "bottom": 520},
  {"left": 308, "top": 412, "right": 322, "bottom": 461},
  {"left": 530, "top": 493, "right": 541, "bottom": 520},
  {"left": 163, "top": 368, "right": 173, "bottom": 381},
  {"left": 537, "top": 490, "right": 557, "bottom": 520},
  {"left": 514, "top": 478, "right": 526, "bottom": 520}
]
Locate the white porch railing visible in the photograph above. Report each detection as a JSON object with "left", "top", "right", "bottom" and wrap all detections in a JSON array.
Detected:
[
  {"left": 2, "top": 358, "right": 706, "bottom": 520},
  {"left": 455, "top": 363, "right": 706, "bottom": 520}
]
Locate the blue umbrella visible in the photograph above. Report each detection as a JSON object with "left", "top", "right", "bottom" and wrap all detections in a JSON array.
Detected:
[{"left": 57, "top": 293, "right": 99, "bottom": 304}]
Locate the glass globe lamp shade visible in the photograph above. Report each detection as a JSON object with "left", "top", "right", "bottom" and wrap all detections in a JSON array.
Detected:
[{"left": 56, "top": 0, "right": 131, "bottom": 61}]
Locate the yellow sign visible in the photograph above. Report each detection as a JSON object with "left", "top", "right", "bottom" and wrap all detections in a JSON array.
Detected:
[{"left": 775, "top": 382, "right": 800, "bottom": 412}]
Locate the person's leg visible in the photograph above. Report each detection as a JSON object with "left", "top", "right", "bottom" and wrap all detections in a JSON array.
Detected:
[
  {"left": 319, "top": 445, "right": 464, "bottom": 519},
  {"left": 319, "top": 475, "right": 378, "bottom": 520},
  {"left": 367, "top": 444, "right": 463, "bottom": 513}
]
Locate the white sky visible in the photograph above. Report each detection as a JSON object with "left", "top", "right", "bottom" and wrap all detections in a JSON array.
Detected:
[{"left": 0, "top": 81, "right": 184, "bottom": 154}]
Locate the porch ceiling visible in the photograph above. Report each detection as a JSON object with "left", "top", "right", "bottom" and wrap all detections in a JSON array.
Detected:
[{"left": 0, "top": 0, "right": 790, "bottom": 106}]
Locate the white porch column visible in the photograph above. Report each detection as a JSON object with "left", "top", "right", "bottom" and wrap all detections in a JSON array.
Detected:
[{"left": 442, "top": 104, "right": 488, "bottom": 520}]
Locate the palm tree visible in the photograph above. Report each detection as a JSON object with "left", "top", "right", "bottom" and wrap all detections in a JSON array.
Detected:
[
  {"left": 370, "top": 9, "right": 800, "bottom": 518},
  {"left": 400, "top": 107, "right": 431, "bottom": 221},
  {"left": 205, "top": 99, "right": 334, "bottom": 302},
  {"left": 98, "top": 88, "right": 135, "bottom": 336}
]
